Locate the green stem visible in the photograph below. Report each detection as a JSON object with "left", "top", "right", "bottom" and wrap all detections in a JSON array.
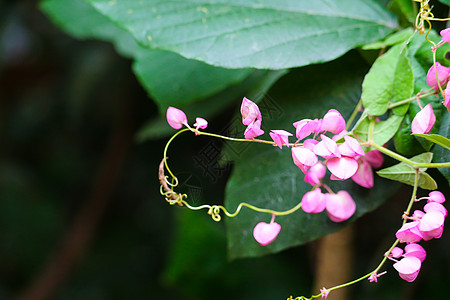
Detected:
[
  {"left": 387, "top": 90, "right": 435, "bottom": 109},
  {"left": 345, "top": 99, "right": 362, "bottom": 131}
]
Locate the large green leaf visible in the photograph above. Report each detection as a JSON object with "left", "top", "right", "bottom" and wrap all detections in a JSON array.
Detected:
[
  {"left": 361, "top": 44, "right": 414, "bottom": 116},
  {"left": 86, "top": 0, "right": 397, "bottom": 69},
  {"left": 432, "top": 111, "right": 450, "bottom": 185},
  {"left": 224, "top": 54, "right": 400, "bottom": 259},
  {"left": 377, "top": 152, "right": 437, "bottom": 190},
  {"left": 41, "top": 0, "right": 253, "bottom": 112},
  {"left": 413, "top": 133, "right": 450, "bottom": 150}
]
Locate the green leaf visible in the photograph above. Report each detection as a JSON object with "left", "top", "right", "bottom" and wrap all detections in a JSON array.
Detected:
[
  {"left": 438, "top": 0, "right": 450, "bottom": 6},
  {"left": 394, "top": 114, "right": 427, "bottom": 156},
  {"left": 86, "top": 0, "right": 397, "bottom": 69},
  {"left": 41, "top": 0, "right": 254, "bottom": 113},
  {"left": 361, "top": 44, "right": 414, "bottom": 116},
  {"left": 224, "top": 53, "right": 400, "bottom": 259},
  {"left": 376, "top": 152, "right": 438, "bottom": 190},
  {"left": 432, "top": 110, "right": 450, "bottom": 185},
  {"left": 362, "top": 27, "right": 414, "bottom": 50},
  {"left": 351, "top": 113, "right": 404, "bottom": 145},
  {"left": 413, "top": 133, "right": 450, "bottom": 150}
]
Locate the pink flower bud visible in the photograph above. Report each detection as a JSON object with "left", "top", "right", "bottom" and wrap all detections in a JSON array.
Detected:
[
  {"left": 428, "top": 191, "right": 446, "bottom": 204},
  {"left": 325, "top": 191, "right": 356, "bottom": 222},
  {"left": 424, "top": 202, "right": 447, "bottom": 217},
  {"left": 396, "top": 221, "right": 423, "bottom": 243},
  {"left": 313, "top": 135, "right": 340, "bottom": 159},
  {"left": 411, "top": 104, "right": 436, "bottom": 134},
  {"left": 440, "top": 28, "right": 450, "bottom": 44},
  {"left": 426, "top": 62, "right": 450, "bottom": 90},
  {"left": 269, "top": 129, "right": 293, "bottom": 149},
  {"left": 193, "top": 117, "right": 208, "bottom": 131},
  {"left": 393, "top": 256, "right": 422, "bottom": 282},
  {"left": 338, "top": 135, "right": 365, "bottom": 158},
  {"left": 320, "top": 109, "right": 346, "bottom": 134},
  {"left": 413, "top": 209, "right": 425, "bottom": 219},
  {"left": 351, "top": 159, "right": 374, "bottom": 188},
  {"left": 241, "top": 97, "right": 262, "bottom": 126},
  {"left": 166, "top": 106, "right": 188, "bottom": 129},
  {"left": 304, "top": 163, "right": 326, "bottom": 186},
  {"left": 326, "top": 157, "right": 358, "bottom": 180},
  {"left": 244, "top": 119, "right": 264, "bottom": 139},
  {"left": 292, "top": 147, "right": 318, "bottom": 174},
  {"left": 404, "top": 243, "right": 426, "bottom": 262},
  {"left": 391, "top": 247, "right": 404, "bottom": 258},
  {"left": 419, "top": 211, "right": 445, "bottom": 240},
  {"left": 253, "top": 219, "right": 281, "bottom": 246},
  {"left": 293, "top": 119, "right": 319, "bottom": 140},
  {"left": 364, "top": 149, "right": 384, "bottom": 168},
  {"left": 302, "top": 188, "right": 326, "bottom": 213}
]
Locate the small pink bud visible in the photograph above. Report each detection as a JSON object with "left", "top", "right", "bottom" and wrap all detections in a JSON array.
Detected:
[
  {"left": 426, "top": 62, "right": 450, "bottom": 90},
  {"left": 292, "top": 147, "right": 318, "bottom": 173},
  {"left": 411, "top": 104, "right": 436, "bottom": 134},
  {"left": 269, "top": 129, "right": 293, "bottom": 149},
  {"left": 326, "top": 157, "right": 359, "bottom": 180},
  {"left": 440, "top": 28, "right": 450, "bottom": 44},
  {"left": 301, "top": 189, "right": 326, "bottom": 213},
  {"left": 404, "top": 243, "right": 426, "bottom": 262},
  {"left": 338, "top": 135, "right": 365, "bottom": 158},
  {"left": 320, "top": 287, "right": 330, "bottom": 299},
  {"left": 193, "top": 117, "right": 208, "bottom": 131},
  {"left": 393, "top": 256, "right": 422, "bottom": 282},
  {"left": 313, "top": 135, "right": 340, "bottom": 159},
  {"left": 253, "top": 218, "right": 281, "bottom": 246},
  {"left": 368, "top": 271, "right": 386, "bottom": 283},
  {"left": 244, "top": 119, "right": 264, "bottom": 139},
  {"left": 166, "top": 106, "right": 188, "bottom": 129},
  {"left": 321, "top": 109, "right": 346, "bottom": 134},
  {"left": 396, "top": 221, "right": 423, "bottom": 243},
  {"left": 391, "top": 247, "right": 404, "bottom": 258},
  {"left": 413, "top": 209, "right": 425, "bottom": 219},
  {"left": 293, "top": 119, "right": 319, "bottom": 140},
  {"left": 325, "top": 191, "right": 356, "bottom": 222},
  {"left": 351, "top": 159, "right": 374, "bottom": 188},
  {"left": 241, "top": 97, "right": 262, "bottom": 126},
  {"left": 304, "top": 163, "right": 326, "bottom": 186},
  {"left": 428, "top": 191, "right": 446, "bottom": 204},
  {"left": 364, "top": 149, "right": 384, "bottom": 168}
]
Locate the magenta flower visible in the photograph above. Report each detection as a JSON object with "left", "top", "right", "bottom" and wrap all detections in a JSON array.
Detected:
[
  {"left": 351, "top": 159, "right": 374, "bottom": 188},
  {"left": 325, "top": 191, "right": 356, "bottom": 222},
  {"left": 364, "top": 149, "right": 384, "bottom": 168},
  {"left": 303, "top": 138, "right": 319, "bottom": 151},
  {"left": 320, "top": 287, "right": 330, "bottom": 299},
  {"left": 444, "top": 84, "right": 450, "bottom": 107},
  {"left": 391, "top": 247, "right": 404, "bottom": 258},
  {"left": 244, "top": 119, "right": 264, "bottom": 139},
  {"left": 320, "top": 109, "right": 346, "bottom": 134},
  {"left": 326, "top": 157, "right": 358, "bottom": 180},
  {"left": 426, "top": 62, "right": 450, "bottom": 90},
  {"left": 338, "top": 135, "right": 365, "bottom": 158},
  {"left": 166, "top": 106, "right": 188, "bottom": 129},
  {"left": 304, "top": 163, "right": 326, "bottom": 186},
  {"left": 301, "top": 189, "right": 326, "bottom": 213},
  {"left": 269, "top": 129, "right": 293, "bottom": 149},
  {"left": 424, "top": 202, "right": 447, "bottom": 217},
  {"left": 293, "top": 119, "right": 319, "bottom": 140},
  {"left": 253, "top": 216, "right": 281, "bottom": 246},
  {"left": 411, "top": 104, "right": 436, "bottom": 134},
  {"left": 418, "top": 210, "right": 445, "bottom": 240},
  {"left": 404, "top": 243, "right": 426, "bottom": 262},
  {"left": 440, "top": 28, "right": 450, "bottom": 44},
  {"left": 368, "top": 271, "right": 387, "bottom": 283},
  {"left": 193, "top": 117, "right": 208, "bottom": 131},
  {"left": 241, "top": 97, "right": 262, "bottom": 126},
  {"left": 427, "top": 191, "right": 446, "bottom": 204},
  {"left": 396, "top": 221, "right": 423, "bottom": 243},
  {"left": 292, "top": 146, "right": 318, "bottom": 173},
  {"left": 313, "top": 135, "right": 340, "bottom": 159},
  {"left": 393, "top": 256, "right": 422, "bottom": 282}
]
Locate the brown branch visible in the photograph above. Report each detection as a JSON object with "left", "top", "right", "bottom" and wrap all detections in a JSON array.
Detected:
[
  {"left": 17, "top": 104, "right": 133, "bottom": 300},
  {"left": 158, "top": 157, "right": 178, "bottom": 201}
]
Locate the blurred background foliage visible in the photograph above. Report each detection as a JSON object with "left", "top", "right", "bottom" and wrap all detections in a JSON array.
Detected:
[{"left": 0, "top": 1, "right": 450, "bottom": 300}]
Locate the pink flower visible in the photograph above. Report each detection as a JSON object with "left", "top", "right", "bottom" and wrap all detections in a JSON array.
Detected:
[
  {"left": 326, "top": 157, "right": 358, "bottom": 180},
  {"left": 166, "top": 106, "right": 188, "bottom": 129},
  {"left": 396, "top": 221, "right": 423, "bottom": 243},
  {"left": 253, "top": 216, "right": 281, "bottom": 246},
  {"left": 393, "top": 256, "right": 422, "bottom": 282},
  {"left": 301, "top": 189, "right": 326, "bottom": 213},
  {"left": 424, "top": 202, "right": 447, "bottom": 217},
  {"left": 444, "top": 84, "right": 450, "bottom": 107},
  {"left": 313, "top": 135, "right": 340, "bottom": 159},
  {"left": 368, "top": 271, "right": 387, "bottom": 283},
  {"left": 325, "top": 191, "right": 356, "bottom": 222},
  {"left": 292, "top": 146, "right": 318, "bottom": 173},
  {"left": 193, "top": 117, "right": 208, "bottom": 131},
  {"left": 440, "top": 28, "right": 450, "bottom": 44},
  {"left": 241, "top": 97, "right": 262, "bottom": 126},
  {"left": 320, "top": 109, "right": 346, "bottom": 134},
  {"left": 293, "top": 119, "right": 319, "bottom": 140},
  {"left": 426, "top": 62, "right": 450, "bottom": 90},
  {"left": 244, "top": 119, "right": 264, "bottom": 139},
  {"left": 351, "top": 158, "right": 374, "bottom": 188},
  {"left": 404, "top": 243, "right": 426, "bottom": 262},
  {"left": 269, "top": 130, "right": 292, "bottom": 149},
  {"left": 304, "top": 163, "right": 326, "bottom": 186},
  {"left": 411, "top": 104, "right": 436, "bottom": 134},
  {"left": 320, "top": 287, "right": 330, "bottom": 299},
  {"left": 338, "top": 135, "right": 365, "bottom": 158},
  {"left": 418, "top": 210, "right": 445, "bottom": 240},
  {"left": 364, "top": 149, "right": 384, "bottom": 169},
  {"left": 427, "top": 191, "right": 446, "bottom": 204},
  {"left": 303, "top": 138, "right": 319, "bottom": 151},
  {"left": 391, "top": 247, "right": 404, "bottom": 258}
]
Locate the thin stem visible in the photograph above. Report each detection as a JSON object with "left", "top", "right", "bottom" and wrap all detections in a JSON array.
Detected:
[
  {"left": 345, "top": 99, "right": 362, "bottom": 131},
  {"left": 387, "top": 90, "right": 435, "bottom": 109}
]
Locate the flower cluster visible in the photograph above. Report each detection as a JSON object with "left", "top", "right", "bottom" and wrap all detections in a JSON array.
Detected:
[
  {"left": 166, "top": 106, "right": 208, "bottom": 132},
  {"left": 239, "top": 98, "right": 383, "bottom": 246},
  {"left": 388, "top": 191, "right": 446, "bottom": 282}
]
